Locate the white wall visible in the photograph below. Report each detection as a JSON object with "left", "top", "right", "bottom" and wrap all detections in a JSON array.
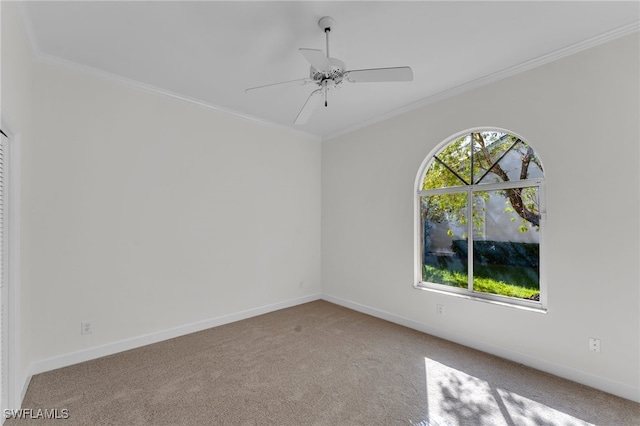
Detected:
[
  {"left": 322, "top": 34, "right": 640, "bottom": 401},
  {"left": 1, "top": 1, "right": 34, "bottom": 406},
  {"left": 2, "top": 2, "right": 321, "bottom": 383},
  {"left": 24, "top": 61, "right": 321, "bottom": 363}
]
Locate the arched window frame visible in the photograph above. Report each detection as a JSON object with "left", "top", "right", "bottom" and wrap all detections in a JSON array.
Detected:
[{"left": 414, "top": 128, "right": 547, "bottom": 311}]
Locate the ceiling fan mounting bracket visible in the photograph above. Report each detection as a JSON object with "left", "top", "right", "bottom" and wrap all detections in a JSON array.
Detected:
[{"left": 318, "top": 16, "right": 335, "bottom": 33}]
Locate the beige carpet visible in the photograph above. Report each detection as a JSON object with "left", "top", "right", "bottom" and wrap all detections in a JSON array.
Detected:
[{"left": 8, "top": 300, "right": 639, "bottom": 425}]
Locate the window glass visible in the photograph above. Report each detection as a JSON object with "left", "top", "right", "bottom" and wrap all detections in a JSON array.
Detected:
[
  {"left": 420, "top": 193, "right": 468, "bottom": 287},
  {"left": 422, "top": 135, "right": 471, "bottom": 189},
  {"left": 473, "top": 132, "right": 515, "bottom": 184},
  {"left": 472, "top": 188, "right": 540, "bottom": 299},
  {"left": 417, "top": 130, "right": 544, "bottom": 307},
  {"left": 475, "top": 137, "right": 543, "bottom": 184}
]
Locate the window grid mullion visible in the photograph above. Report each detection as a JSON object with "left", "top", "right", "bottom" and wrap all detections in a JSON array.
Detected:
[
  {"left": 469, "top": 133, "right": 474, "bottom": 291},
  {"left": 418, "top": 178, "right": 543, "bottom": 197},
  {"left": 467, "top": 188, "right": 473, "bottom": 292}
]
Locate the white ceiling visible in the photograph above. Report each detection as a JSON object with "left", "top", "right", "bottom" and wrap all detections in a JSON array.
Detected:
[{"left": 20, "top": 1, "right": 640, "bottom": 140}]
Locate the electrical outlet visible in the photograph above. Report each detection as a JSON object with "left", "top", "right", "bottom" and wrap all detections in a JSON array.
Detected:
[
  {"left": 81, "top": 321, "right": 92, "bottom": 335},
  {"left": 589, "top": 337, "right": 600, "bottom": 352},
  {"left": 436, "top": 304, "right": 445, "bottom": 317}
]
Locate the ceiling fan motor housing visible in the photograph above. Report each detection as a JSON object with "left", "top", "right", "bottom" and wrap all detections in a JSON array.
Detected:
[{"left": 310, "top": 57, "right": 345, "bottom": 88}]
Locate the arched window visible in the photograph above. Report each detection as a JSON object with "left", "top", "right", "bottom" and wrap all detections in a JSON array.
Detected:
[{"left": 414, "top": 129, "right": 546, "bottom": 309}]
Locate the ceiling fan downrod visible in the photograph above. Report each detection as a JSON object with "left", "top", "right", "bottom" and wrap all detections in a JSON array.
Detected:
[
  {"left": 318, "top": 16, "right": 334, "bottom": 59},
  {"left": 319, "top": 16, "right": 335, "bottom": 107}
]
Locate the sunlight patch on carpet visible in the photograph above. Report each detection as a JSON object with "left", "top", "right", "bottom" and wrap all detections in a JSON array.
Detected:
[{"left": 423, "top": 358, "right": 595, "bottom": 426}]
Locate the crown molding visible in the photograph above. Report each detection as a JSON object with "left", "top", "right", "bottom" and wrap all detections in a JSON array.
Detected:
[
  {"left": 34, "top": 52, "right": 321, "bottom": 142},
  {"left": 16, "top": 2, "right": 41, "bottom": 56},
  {"left": 15, "top": 3, "right": 320, "bottom": 143},
  {"left": 324, "top": 20, "right": 640, "bottom": 142},
  {"left": 15, "top": 1, "right": 638, "bottom": 144}
]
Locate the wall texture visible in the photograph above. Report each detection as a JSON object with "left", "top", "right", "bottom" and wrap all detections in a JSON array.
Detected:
[
  {"left": 3, "top": 1, "right": 321, "bottom": 387},
  {"left": 322, "top": 34, "right": 640, "bottom": 401},
  {"left": 25, "top": 60, "right": 322, "bottom": 364},
  {"left": 1, "top": 0, "right": 35, "bottom": 406}
]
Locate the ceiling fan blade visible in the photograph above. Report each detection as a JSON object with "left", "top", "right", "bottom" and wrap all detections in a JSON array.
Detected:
[
  {"left": 245, "top": 77, "right": 312, "bottom": 93},
  {"left": 294, "top": 89, "right": 322, "bottom": 125},
  {"left": 344, "top": 66, "right": 413, "bottom": 83},
  {"left": 299, "top": 48, "right": 332, "bottom": 72}
]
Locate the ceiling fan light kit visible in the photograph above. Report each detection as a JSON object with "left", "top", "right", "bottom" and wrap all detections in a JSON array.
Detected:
[{"left": 246, "top": 16, "right": 413, "bottom": 125}]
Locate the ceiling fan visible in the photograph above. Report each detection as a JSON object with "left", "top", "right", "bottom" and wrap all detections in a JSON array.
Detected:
[{"left": 245, "top": 16, "right": 413, "bottom": 125}]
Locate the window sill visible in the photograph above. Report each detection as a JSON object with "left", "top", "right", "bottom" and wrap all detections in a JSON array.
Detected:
[{"left": 413, "top": 283, "right": 547, "bottom": 314}]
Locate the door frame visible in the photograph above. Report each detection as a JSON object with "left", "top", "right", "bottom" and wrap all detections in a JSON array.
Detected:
[{"left": 0, "top": 117, "right": 22, "bottom": 412}]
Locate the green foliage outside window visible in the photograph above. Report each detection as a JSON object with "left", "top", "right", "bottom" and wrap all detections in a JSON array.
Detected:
[{"left": 419, "top": 131, "right": 544, "bottom": 301}]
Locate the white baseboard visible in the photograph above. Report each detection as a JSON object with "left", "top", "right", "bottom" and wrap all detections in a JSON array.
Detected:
[
  {"left": 20, "top": 372, "right": 32, "bottom": 406},
  {"left": 28, "top": 294, "right": 321, "bottom": 378},
  {"left": 321, "top": 293, "right": 640, "bottom": 403},
  {"left": 19, "top": 292, "right": 638, "bottom": 406}
]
